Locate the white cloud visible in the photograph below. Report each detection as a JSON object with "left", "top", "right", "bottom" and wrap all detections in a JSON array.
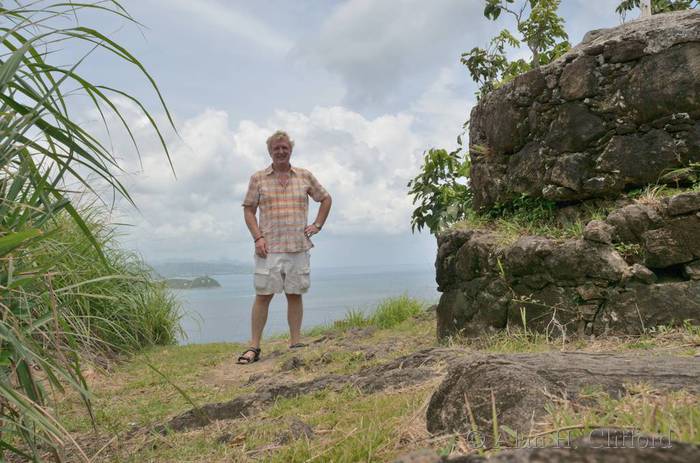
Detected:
[
  {"left": 410, "top": 66, "right": 473, "bottom": 147},
  {"left": 297, "top": 0, "right": 485, "bottom": 107},
  {"left": 65, "top": 0, "right": 636, "bottom": 267},
  {"left": 148, "top": 0, "right": 293, "bottom": 54},
  {"left": 119, "top": 105, "right": 423, "bottom": 239}
]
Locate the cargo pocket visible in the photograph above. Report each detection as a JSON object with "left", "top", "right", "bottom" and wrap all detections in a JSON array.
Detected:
[
  {"left": 297, "top": 266, "right": 311, "bottom": 293},
  {"left": 254, "top": 267, "right": 270, "bottom": 291}
]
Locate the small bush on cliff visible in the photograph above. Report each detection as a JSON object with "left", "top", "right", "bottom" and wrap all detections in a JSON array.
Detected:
[
  {"left": 408, "top": 146, "right": 472, "bottom": 234},
  {"left": 462, "top": 0, "right": 570, "bottom": 99},
  {"left": 409, "top": 1, "right": 570, "bottom": 234},
  {"left": 454, "top": 194, "right": 602, "bottom": 243}
]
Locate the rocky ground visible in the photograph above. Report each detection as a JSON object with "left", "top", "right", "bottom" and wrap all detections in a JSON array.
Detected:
[{"left": 56, "top": 304, "right": 700, "bottom": 462}]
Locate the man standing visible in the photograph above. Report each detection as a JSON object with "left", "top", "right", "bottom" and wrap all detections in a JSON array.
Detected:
[{"left": 237, "top": 130, "right": 332, "bottom": 364}]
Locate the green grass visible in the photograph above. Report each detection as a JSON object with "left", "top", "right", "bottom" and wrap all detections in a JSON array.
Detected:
[
  {"left": 56, "top": 313, "right": 439, "bottom": 461},
  {"left": 98, "top": 385, "right": 433, "bottom": 463},
  {"left": 373, "top": 297, "right": 426, "bottom": 328},
  {"left": 544, "top": 385, "right": 700, "bottom": 445},
  {"left": 613, "top": 242, "right": 645, "bottom": 261},
  {"left": 445, "top": 318, "right": 700, "bottom": 354},
  {"left": 57, "top": 297, "right": 436, "bottom": 438},
  {"left": 35, "top": 209, "right": 184, "bottom": 353},
  {"left": 261, "top": 386, "right": 431, "bottom": 462},
  {"left": 625, "top": 340, "right": 656, "bottom": 350},
  {"left": 446, "top": 326, "right": 557, "bottom": 353},
  {"left": 53, "top": 298, "right": 700, "bottom": 462},
  {"left": 451, "top": 182, "right": 700, "bottom": 245},
  {"left": 453, "top": 195, "right": 608, "bottom": 245},
  {"left": 58, "top": 343, "right": 254, "bottom": 435},
  {"left": 3, "top": 207, "right": 183, "bottom": 459},
  {"left": 288, "top": 295, "right": 430, "bottom": 338},
  {"left": 333, "top": 308, "right": 371, "bottom": 330},
  {"left": 327, "top": 296, "right": 427, "bottom": 332}
]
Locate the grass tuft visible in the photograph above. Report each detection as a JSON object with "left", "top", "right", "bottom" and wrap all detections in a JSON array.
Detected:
[
  {"left": 452, "top": 183, "right": 700, "bottom": 245},
  {"left": 296, "top": 296, "right": 429, "bottom": 338},
  {"left": 331, "top": 296, "right": 427, "bottom": 332}
]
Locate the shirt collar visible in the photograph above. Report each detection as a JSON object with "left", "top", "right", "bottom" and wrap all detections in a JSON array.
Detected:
[{"left": 265, "top": 164, "right": 297, "bottom": 175}]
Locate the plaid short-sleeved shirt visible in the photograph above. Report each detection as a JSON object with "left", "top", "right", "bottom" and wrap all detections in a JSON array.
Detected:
[{"left": 242, "top": 165, "right": 329, "bottom": 253}]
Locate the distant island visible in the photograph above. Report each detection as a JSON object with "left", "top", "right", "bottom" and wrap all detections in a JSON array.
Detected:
[
  {"left": 149, "top": 260, "right": 250, "bottom": 278},
  {"left": 164, "top": 276, "right": 221, "bottom": 289}
]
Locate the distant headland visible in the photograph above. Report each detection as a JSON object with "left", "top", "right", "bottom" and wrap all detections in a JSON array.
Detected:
[
  {"left": 149, "top": 260, "right": 250, "bottom": 279},
  {"left": 164, "top": 275, "right": 221, "bottom": 289}
]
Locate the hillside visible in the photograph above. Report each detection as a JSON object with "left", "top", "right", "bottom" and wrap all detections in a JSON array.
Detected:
[{"left": 57, "top": 298, "right": 699, "bottom": 462}]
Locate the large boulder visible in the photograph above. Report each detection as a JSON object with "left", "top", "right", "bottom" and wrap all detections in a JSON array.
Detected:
[
  {"left": 468, "top": 10, "right": 700, "bottom": 210},
  {"left": 426, "top": 352, "right": 700, "bottom": 444}
]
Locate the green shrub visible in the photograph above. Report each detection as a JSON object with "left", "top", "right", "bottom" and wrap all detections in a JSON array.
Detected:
[
  {"left": 408, "top": 147, "right": 472, "bottom": 234},
  {"left": 35, "top": 209, "right": 183, "bottom": 353},
  {"left": 332, "top": 308, "right": 371, "bottom": 331},
  {"left": 463, "top": 0, "right": 569, "bottom": 99}
]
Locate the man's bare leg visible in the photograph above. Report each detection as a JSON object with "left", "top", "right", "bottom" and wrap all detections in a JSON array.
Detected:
[
  {"left": 241, "top": 294, "right": 273, "bottom": 362},
  {"left": 286, "top": 293, "right": 303, "bottom": 345}
]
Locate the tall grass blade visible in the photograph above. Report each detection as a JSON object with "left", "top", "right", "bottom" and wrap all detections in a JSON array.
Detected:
[{"left": 0, "top": 1, "right": 179, "bottom": 459}]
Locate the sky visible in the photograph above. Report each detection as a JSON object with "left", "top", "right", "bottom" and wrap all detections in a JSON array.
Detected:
[{"left": 71, "top": 0, "right": 632, "bottom": 268}]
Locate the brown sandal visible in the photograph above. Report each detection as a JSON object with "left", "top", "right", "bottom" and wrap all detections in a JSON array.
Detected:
[{"left": 236, "top": 347, "right": 261, "bottom": 364}]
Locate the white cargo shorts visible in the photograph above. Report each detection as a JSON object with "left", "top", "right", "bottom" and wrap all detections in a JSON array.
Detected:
[{"left": 253, "top": 251, "right": 311, "bottom": 295}]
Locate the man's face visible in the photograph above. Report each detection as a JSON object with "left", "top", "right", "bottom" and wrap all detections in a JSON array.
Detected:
[{"left": 269, "top": 138, "right": 292, "bottom": 164}]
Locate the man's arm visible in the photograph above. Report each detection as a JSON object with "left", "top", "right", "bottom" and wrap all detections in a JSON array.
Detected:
[
  {"left": 244, "top": 205, "right": 267, "bottom": 257},
  {"left": 314, "top": 195, "right": 332, "bottom": 228},
  {"left": 305, "top": 195, "right": 332, "bottom": 237}
]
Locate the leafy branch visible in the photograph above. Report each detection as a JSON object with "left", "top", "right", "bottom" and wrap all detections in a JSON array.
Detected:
[
  {"left": 462, "top": 0, "right": 569, "bottom": 99},
  {"left": 408, "top": 141, "right": 472, "bottom": 235}
]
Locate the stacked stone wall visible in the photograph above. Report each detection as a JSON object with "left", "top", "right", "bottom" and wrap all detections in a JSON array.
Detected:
[
  {"left": 436, "top": 192, "right": 700, "bottom": 338},
  {"left": 468, "top": 10, "right": 700, "bottom": 211},
  {"left": 437, "top": 11, "right": 700, "bottom": 338}
]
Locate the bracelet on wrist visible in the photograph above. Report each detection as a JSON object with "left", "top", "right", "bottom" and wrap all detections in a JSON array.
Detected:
[
  {"left": 254, "top": 235, "right": 264, "bottom": 243},
  {"left": 313, "top": 222, "right": 322, "bottom": 230}
]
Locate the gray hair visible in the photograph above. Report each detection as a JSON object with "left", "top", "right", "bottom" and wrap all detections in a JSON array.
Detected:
[{"left": 266, "top": 130, "right": 294, "bottom": 153}]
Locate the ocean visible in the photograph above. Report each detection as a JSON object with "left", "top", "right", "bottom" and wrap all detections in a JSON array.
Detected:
[{"left": 174, "top": 264, "right": 440, "bottom": 344}]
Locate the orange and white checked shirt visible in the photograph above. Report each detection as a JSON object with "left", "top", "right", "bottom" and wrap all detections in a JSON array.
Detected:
[{"left": 242, "top": 165, "right": 329, "bottom": 253}]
